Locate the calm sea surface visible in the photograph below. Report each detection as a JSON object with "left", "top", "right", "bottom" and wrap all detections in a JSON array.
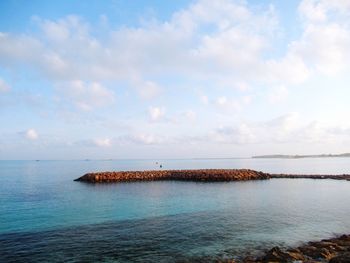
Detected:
[{"left": 1, "top": 158, "right": 350, "bottom": 262}]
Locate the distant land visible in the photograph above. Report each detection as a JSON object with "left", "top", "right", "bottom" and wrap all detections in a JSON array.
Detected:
[{"left": 252, "top": 153, "right": 350, "bottom": 159}]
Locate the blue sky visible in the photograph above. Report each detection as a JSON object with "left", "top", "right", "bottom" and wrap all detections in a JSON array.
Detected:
[{"left": 1, "top": 0, "right": 350, "bottom": 160}]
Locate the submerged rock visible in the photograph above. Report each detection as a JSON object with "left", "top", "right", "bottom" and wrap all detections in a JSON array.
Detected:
[{"left": 271, "top": 174, "right": 350, "bottom": 180}]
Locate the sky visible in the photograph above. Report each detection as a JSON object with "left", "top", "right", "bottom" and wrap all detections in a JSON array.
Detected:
[{"left": 1, "top": 0, "right": 350, "bottom": 160}]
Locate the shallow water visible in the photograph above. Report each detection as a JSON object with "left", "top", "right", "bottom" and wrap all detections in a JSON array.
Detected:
[{"left": 1, "top": 158, "right": 350, "bottom": 262}]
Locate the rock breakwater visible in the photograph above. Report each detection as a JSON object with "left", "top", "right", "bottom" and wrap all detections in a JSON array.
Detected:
[
  {"left": 272, "top": 173, "right": 350, "bottom": 181},
  {"left": 74, "top": 169, "right": 270, "bottom": 183},
  {"left": 74, "top": 169, "right": 350, "bottom": 183}
]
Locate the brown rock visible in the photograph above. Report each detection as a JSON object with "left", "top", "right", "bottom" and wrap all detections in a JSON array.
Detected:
[
  {"left": 242, "top": 256, "right": 256, "bottom": 263},
  {"left": 308, "top": 241, "right": 344, "bottom": 252},
  {"left": 239, "top": 234, "right": 350, "bottom": 263},
  {"left": 299, "top": 245, "right": 335, "bottom": 260},
  {"left": 329, "top": 252, "right": 350, "bottom": 263},
  {"left": 260, "top": 246, "right": 305, "bottom": 262}
]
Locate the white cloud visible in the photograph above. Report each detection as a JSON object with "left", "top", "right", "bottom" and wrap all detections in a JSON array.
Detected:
[
  {"left": 123, "top": 133, "right": 164, "bottom": 145},
  {"left": 94, "top": 138, "right": 111, "bottom": 147},
  {"left": 0, "top": 78, "right": 10, "bottom": 92},
  {"left": 79, "top": 113, "right": 350, "bottom": 148},
  {"left": 293, "top": 0, "right": 350, "bottom": 76},
  {"left": 299, "top": 0, "right": 327, "bottom": 22},
  {"left": 211, "top": 123, "right": 256, "bottom": 144},
  {"left": 265, "top": 52, "right": 310, "bottom": 85},
  {"left": 214, "top": 96, "right": 241, "bottom": 113},
  {"left": 0, "top": 33, "right": 42, "bottom": 66},
  {"left": 0, "top": 1, "right": 279, "bottom": 87},
  {"left": 260, "top": 0, "right": 350, "bottom": 86},
  {"left": 25, "top": 129, "right": 39, "bottom": 140},
  {"left": 148, "top": 106, "right": 165, "bottom": 122},
  {"left": 57, "top": 80, "right": 115, "bottom": 111},
  {"left": 202, "top": 113, "right": 301, "bottom": 145},
  {"left": 242, "top": 95, "right": 252, "bottom": 105},
  {"left": 204, "top": 112, "right": 350, "bottom": 146},
  {"left": 216, "top": 96, "right": 227, "bottom": 106},
  {"left": 138, "top": 81, "right": 161, "bottom": 99},
  {"left": 268, "top": 86, "right": 288, "bottom": 104},
  {"left": 236, "top": 81, "right": 249, "bottom": 91},
  {"left": 38, "top": 16, "right": 77, "bottom": 43},
  {"left": 75, "top": 138, "right": 112, "bottom": 147},
  {"left": 184, "top": 110, "right": 197, "bottom": 120},
  {"left": 2, "top": 0, "right": 350, "bottom": 158},
  {"left": 299, "top": 0, "right": 350, "bottom": 23},
  {"left": 200, "top": 95, "right": 209, "bottom": 105},
  {"left": 293, "top": 23, "right": 350, "bottom": 76},
  {"left": 0, "top": 0, "right": 349, "bottom": 91},
  {"left": 266, "top": 113, "right": 300, "bottom": 132}
]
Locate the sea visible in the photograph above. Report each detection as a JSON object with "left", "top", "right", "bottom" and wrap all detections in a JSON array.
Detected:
[{"left": 1, "top": 158, "right": 350, "bottom": 262}]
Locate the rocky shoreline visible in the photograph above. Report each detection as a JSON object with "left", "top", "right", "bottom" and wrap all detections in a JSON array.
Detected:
[
  {"left": 74, "top": 169, "right": 350, "bottom": 183},
  {"left": 235, "top": 234, "right": 350, "bottom": 263}
]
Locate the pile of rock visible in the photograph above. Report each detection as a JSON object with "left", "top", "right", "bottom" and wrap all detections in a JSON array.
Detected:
[
  {"left": 74, "top": 169, "right": 350, "bottom": 183},
  {"left": 74, "top": 169, "right": 270, "bottom": 183},
  {"left": 240, "top": 234, "right": 350, "bottom": 263}
]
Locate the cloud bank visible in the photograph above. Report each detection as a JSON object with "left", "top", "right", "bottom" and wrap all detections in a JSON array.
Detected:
[{"left": 1, "top": 0, "right": 350, "bottom": 158}]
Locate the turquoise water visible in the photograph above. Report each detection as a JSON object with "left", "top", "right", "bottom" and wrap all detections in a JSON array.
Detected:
[{"left": 1, "top": 158, "right": 350, "bottom": 262}]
